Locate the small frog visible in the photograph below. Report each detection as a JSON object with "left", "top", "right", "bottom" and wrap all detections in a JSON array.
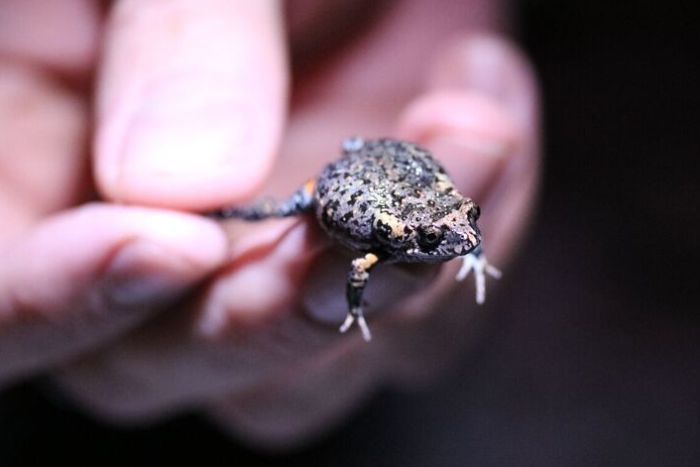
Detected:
[{"left": 210, "top": 137, "right": 500, "bottom": 341}]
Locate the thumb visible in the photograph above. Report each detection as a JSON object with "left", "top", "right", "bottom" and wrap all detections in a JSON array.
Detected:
[{"left": 94, "top": 0, "right": 288, "bottom": 209}]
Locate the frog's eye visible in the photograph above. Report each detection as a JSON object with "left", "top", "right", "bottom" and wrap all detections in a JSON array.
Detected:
[
  {"left": 470, "top": 204, "right": 481, "bottom": 221},
  {"left": 417, "top": 226, "right": 444, "bottom": 250}
]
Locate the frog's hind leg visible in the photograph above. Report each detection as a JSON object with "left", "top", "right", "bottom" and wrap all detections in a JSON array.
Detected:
[
  {"left": 210, "top": 179, "right": 316, "bottom": 220},
  {"left": 340, "top": 253, "right": 380, "bottom": 342}
]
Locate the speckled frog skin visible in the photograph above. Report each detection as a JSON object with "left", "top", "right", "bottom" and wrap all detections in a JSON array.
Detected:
[
  {"left": 211, "top": 138, "right": 500, "bottom": 341},
  {"left": 315, "top": 137, "right": 481, "bottom": 262}
]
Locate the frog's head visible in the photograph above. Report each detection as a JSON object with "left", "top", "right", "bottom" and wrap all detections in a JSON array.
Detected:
[{"left": 372, "top": 200, "right": 481, "bottom": 262}]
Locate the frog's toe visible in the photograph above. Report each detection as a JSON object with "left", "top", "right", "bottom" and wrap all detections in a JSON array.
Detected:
[
  {"left": 339, "top": 309, "right": 372, "bottom": 342},
  {"left": 456, "top": 248, "right": 502, "bottom": 304}
]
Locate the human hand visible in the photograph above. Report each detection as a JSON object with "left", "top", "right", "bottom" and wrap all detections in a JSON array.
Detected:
[
  {"left": 0, "top": 0, "right": 229, "bottom": 388},
  {"left": 0, "top": 0, "right": 539, "bottom": 448}
]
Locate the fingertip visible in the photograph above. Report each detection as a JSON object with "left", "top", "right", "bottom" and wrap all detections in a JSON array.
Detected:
[
  {"left": 72, "top": 203, "right": 229, "bottom": 267},
  {"left": 399, "top": 32, "right": 539, "bottom": 156},
  {"left": 95, "top": 75, "right": 282, "bottom": 209},
  {"left": 95, "top": 0, "right": 288, "bottom": 210},
  {"left": 427, "top": 32, "right": 539, "bottom": 130},
  {"left": 398, "top": 32, "right": 538, "bottom": 159},
  {"left": 0, "top": 204, "right": 229, "bottom": 320},
  {"left": 397, "top": 90, "right": 519, "bottom": 200},
  {"left": 398, "top": 89, "right": 520, "bottom": 154}
]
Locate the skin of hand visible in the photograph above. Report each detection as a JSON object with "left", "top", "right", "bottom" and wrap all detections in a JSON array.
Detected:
[{"left": 0, "top": 0, "right": 539, "bottom": 448}]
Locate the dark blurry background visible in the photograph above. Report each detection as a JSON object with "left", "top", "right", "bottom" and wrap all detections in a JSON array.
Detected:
[{"left": 1, "top": 1, "right": 698, "bottom": 465}]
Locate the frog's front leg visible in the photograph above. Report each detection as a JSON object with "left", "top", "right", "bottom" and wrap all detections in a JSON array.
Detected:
[
  {"left": 210, "top": 179, "right": 316, "bottom": 220},
  {"left": 340, "top": 252, "right": 380, "bottom": 342},
  {"left": 456, "top": 246, "right": 502, "bottom": 304}
]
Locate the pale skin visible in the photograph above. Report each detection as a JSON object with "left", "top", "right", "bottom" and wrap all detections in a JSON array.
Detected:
[{"left": 0, "top": 0, "right": 539, "bottom": 448}]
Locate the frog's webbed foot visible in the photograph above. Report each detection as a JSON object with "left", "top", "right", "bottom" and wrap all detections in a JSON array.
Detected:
[
  {"left": 208, "top": 179, "right": 316, "bottom": 220},
  {"left": 341, "top": 253, "right": 379, "bottom": 342},
  {"left": 456, "top": 246, "right": 502, "bottom": 304}
]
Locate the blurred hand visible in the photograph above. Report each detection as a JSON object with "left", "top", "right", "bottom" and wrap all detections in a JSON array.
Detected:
[{"left": 0, "top": 0, "right": 539, "bottom": 448}]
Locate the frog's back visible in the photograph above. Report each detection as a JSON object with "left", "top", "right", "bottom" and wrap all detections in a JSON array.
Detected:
[{"left": 314, "top": 139, "right": 454, "bottom": 251}]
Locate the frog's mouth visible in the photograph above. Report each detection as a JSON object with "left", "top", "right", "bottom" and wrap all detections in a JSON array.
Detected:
[{"left": 404, "top": 244, "right": 478, "bottom": 262}]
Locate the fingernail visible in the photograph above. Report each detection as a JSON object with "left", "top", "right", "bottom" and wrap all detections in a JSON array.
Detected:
[
  {"left": 99, "top": 74, "right": 272, "bottom": 206},
  {"left": 398, "top": 35, "right": 535, "bottom": 199},
  {"left": 101, "top": 240, "right": 197, "bottom": 308},
  {"left": 429, "top": 33, "right": 537, "bottom": 128},
  {"left": 398, "top": 90, "right": 517, "bottom": 199},
  {"left": 427, "top": 115, "right": 511, "bottom": 200}
]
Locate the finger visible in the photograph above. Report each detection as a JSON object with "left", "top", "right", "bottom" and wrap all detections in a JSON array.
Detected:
[
  {"left": 397, "top": 33, "right": 540, "bottom": 265},
  {"left": 0, "top": 204, "right": 227, "bottom": 386},
  {"left": 0, "top": 62, "right": 89, "bottom": 244},
  {"left": 52, "top": 220, "right": 356, "bottom": 420},
  {"left": 95, "top": 0, "right": 288, "bottom": 209},
  {"left": 387, "top": 33, "right": 540, "bottom": 383},
  {"left": 0, "top": 0, "right": 99, "bottom": 76}
]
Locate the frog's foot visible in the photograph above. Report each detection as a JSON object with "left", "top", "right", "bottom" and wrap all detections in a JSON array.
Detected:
[
  {"left": 456, "top": 247, "right": 502, "bottom": 304},
  {"left": 339, "top": 308, "right": 372, "bottom": 342}
]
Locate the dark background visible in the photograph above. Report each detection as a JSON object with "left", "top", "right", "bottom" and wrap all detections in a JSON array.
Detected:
[{"left": 1, "top": 1, "right": 698, "bottom": 465}]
